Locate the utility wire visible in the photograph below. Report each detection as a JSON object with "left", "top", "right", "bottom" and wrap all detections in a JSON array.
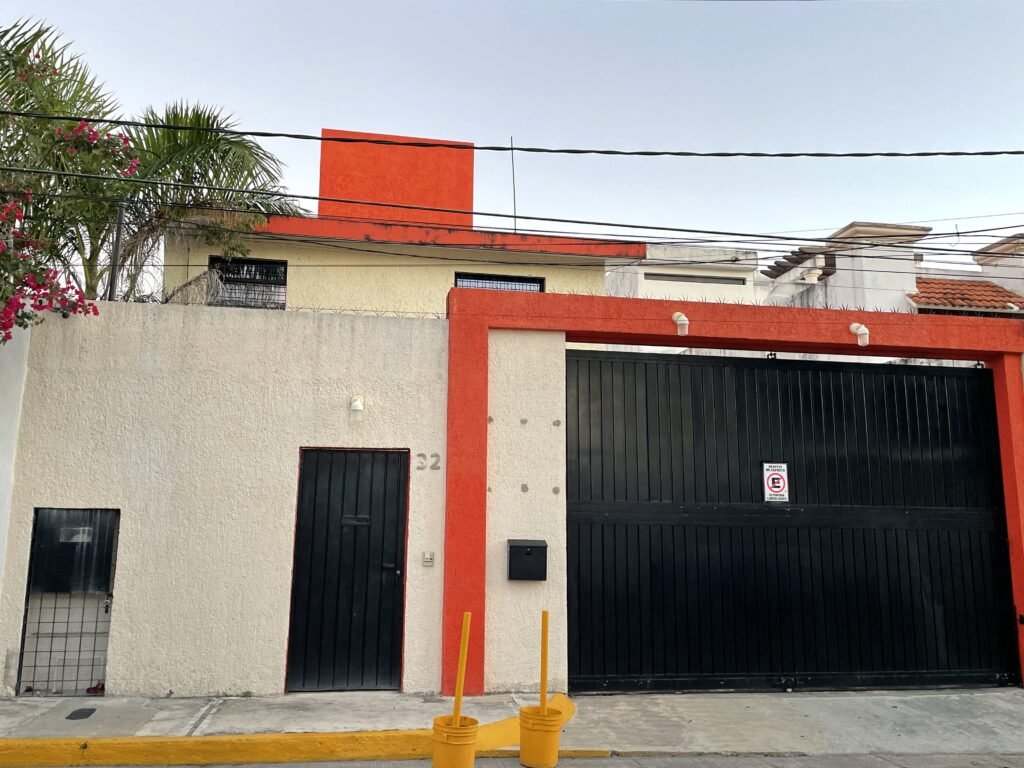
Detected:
[
  {"left": 11, "top": 167, "right": 1024, "bottom": 261},
  {"left": 34, "top": 189, "right": 1024, "bottom": 256},
  {"left": 6, "top": 110, "right": 1024, "bottom": 159},
  {"left": 49, "top": 216, "right": 1024, "bottom": 295}
]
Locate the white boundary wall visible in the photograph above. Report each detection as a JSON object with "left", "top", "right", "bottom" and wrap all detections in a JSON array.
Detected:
[
  {"left": 0, "top": 305, "right": 449, "bottom": 696},
  {"left": 485, "top": 330, "right": 568, "bottom": 692}
]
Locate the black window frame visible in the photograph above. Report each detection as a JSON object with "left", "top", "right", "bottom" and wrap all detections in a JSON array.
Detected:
[
  {"left": 454, "top": 272, "right": 545, "bottom": 293},
  {"left": 208, "top": 256, "right": 288, "bottom": 310}
]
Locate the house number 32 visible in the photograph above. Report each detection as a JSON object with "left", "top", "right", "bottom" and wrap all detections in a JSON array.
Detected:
[{"left": 416, "top": 453, "right": 441, "bottom": 470}]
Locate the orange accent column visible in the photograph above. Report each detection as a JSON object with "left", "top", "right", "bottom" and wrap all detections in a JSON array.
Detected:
[
  {"left": 991, "top": 353, "right": 1024, "bottom": 678},
  {"left": 442, "top": 311, "right": 489, "bottom": 695}
]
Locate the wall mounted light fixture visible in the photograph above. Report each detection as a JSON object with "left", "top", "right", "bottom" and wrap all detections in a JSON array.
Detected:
[
  {"left": 350, "top": 394, "right": 365, "bottom": 422},
  {"left": 672, "top": 312, "right": 690, "bottom": 336},
  {"left": 849, "top": 323, "right": 870, "bottom": 347}
]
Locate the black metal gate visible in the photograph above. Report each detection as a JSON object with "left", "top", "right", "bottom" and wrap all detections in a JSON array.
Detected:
[
  {"left": 566, "top": 352, "right": 1019, "bottom": 691},
  {"left": 18, "top": 508, "right": 119, "bottom": 696},
  {"left": 286, "top": 449, "right": 408, "bottom": 692}
]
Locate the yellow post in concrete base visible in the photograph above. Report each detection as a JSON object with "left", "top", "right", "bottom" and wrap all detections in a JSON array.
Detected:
[
  {"left": 519, "top": 610, "right": 563, "bottom": 768},
  {"left": 433, "top": 612, "right": 478, "bottom": 768}
]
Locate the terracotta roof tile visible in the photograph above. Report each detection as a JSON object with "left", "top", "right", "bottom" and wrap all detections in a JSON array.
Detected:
[{"left": 908, "top": 278, "right": 1024, "bottom": 311}]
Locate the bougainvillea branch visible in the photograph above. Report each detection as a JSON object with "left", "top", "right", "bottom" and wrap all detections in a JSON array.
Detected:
[{"left": 1, "top": 191, "right": 97, "bottom": 343}]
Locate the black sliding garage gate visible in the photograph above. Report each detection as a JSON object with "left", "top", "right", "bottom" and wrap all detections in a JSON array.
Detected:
[{"left": 566, "top": 352, "right": 1019, "bottom": 692}]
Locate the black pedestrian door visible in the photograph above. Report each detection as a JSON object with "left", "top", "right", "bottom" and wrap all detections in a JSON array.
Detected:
[
  {"left": 567, "top": 352, "right": 1019, "bottom": 692},
  {"left": 286, "top": 449, "right": 408, "bottom": 692}
]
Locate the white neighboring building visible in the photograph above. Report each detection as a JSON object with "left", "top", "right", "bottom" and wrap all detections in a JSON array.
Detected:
[{"left": 605, "top": 245, "right": 763, "bottom": 354}]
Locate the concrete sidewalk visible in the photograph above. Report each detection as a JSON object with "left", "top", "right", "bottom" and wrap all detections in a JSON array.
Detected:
[{"left": 1, "top": 688, "right": 1024, "bottom": 756}]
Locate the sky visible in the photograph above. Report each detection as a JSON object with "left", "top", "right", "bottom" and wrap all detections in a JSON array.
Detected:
[{"left": 16, "top": 0, "right": 1024, "bottom": 259}]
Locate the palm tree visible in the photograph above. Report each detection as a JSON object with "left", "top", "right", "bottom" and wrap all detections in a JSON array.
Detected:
[
  {"left": 115, "top": 103, "right": 302, "bottom": 301},
  {"left": 2, "top": 20, "right": 302, "bottom": 301}
]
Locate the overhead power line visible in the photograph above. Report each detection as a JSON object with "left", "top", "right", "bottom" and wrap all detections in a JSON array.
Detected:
[
  {"left": 13, "top": 167, "right": 1024, "bottom": 263},
  {"left": 33, "top": 189, "right": 1024, "bottom": 257},
  {"left": 6, "top": 110, "right": 1024, "bottom": 159},
  {"left": 47, "top": 214, "right": 1024, "bottom": 295}
]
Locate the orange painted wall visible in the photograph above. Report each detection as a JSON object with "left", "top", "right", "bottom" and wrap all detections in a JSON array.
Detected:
[
  {"left": 318, "top": 129, "right": 474, "bottom": 227},
  {"left": 441, "top": 289, "right": 1024, "bottom": 695}
]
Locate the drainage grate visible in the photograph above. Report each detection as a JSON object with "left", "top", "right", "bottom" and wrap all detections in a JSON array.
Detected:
[{"left": 65, "top": 708, "right": 95, "bottom": 721}]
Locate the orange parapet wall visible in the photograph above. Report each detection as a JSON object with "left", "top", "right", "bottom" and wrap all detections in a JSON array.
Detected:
[{"left": 318, "top": 129, "right": 474, "bottom": 227}]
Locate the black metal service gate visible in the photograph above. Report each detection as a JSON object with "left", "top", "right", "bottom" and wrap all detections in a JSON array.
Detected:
[{"left": 566, "top": 352, "right": 1019, "bottom": 692}]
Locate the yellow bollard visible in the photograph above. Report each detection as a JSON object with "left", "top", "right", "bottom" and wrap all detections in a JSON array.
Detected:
[
  {"left": 433, "top": 612, "right": 478, "bottom": 768},
  {"left": 519, "top": 610, "right": 563, "bottom": 768}
]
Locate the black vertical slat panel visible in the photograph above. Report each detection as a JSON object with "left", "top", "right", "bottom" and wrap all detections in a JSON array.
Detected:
[
  {"left": 576, "top": 523, "right": 592, "bottom": 678},
  {"left": 883, "top": 529, "right": 905, "bottom": 672},
  {"left": 361, "top": 454, "right": 388, "bottom": 686},
  {"left": 589, "top": 362, "right": 603, "bottom": 502},
  {"left": 624, "top": 362, "right": 639, "bottom": 502},
  {"left": 614, "top": 523, "right": 630, "bottom": 675},
  {"left": 286, "top": 462, "right": 318, "bottom": 690},
  {"left": 304, "top": 452, "right": 332, "bottom": 688},
  {"left": 658, "top": 364, "right": 674, "bottom": 502},
  {"left": 661, "top": 525, "right": 678, "bottom": 675},
  {"left": 565, "top": 353, "right": 1017, "bottom": 692},
  {"left": 287, "top": 449, "right": 408, "bottom": 692},
  {"left": 590, "top": 521, "right": 605, "bottom": 676},
  {"left": 649, "top": 525, "right": 665, "bottom": 674},
  {"left": 667, "top": 366, "right": 684, "bottom": 502},
  {"left": 334, "top": 453, "right": 360, "bottom": 686},
  {"left": 634, "top": 364, "right": 650, "bottom": 501},
  {"left": 945, "top": 377, "right": 968, "bottom": 510},
  {"left": 870, "top": 372, "right": 892, "bottom": 508},
  {"left": 645, "top": 364, "right": 663, "bottom": 501},
  {"left": 375, "top": 452, "right": 403, "bottom": 688},
  {"left": 672, "top": 527, "right": 687, "bottom": 675},
  {"left": 566, "top": 358, "right": 580, "bottom": 503},
  {"left": 612, "top": 362, "right": 627, "bottom": 501},
  {"left": 566, "top": 521, "right": 579, "bottom": 678},
  {"left": 600, "top": 361, "right": 616, "bottom": 501},
  {"left": 602, "top": 524, "right": 618, "bottom": 674},
  {"left": 713, "top": 367, "right": 731, "bottom": 502},
  {"left": 576, "top": 360, "right": 591, "bottom": 502},
  {"left": 871, "top": 528, "right": 893, "bottom": 671},
  {"left": 703, "top": 367, "right": 721, "bottom": 503},
  {"left": 690, "top": 366, "right": 707, "bottom": 503},
  {"left": 319, "top": 453, "right": 344, "bottom": 688},
  {"left": 347, "top": 455, "right": 374, "bottom": 684},
  {"left": 807, "top": 370, "right": 827, "bottom": 507}
]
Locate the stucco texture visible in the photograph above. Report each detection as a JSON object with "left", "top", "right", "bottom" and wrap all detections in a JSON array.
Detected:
[
  {"left": 485, "top": 330, "right": 568, "bottom": 692},
  {"left": 0, "top": 329, "right": 29, "bottom": 608},
  {"left": 0, "top": 304, "right": 448, "bottom": 697},
  {"left": 163, "top": 236, "right": 606, "bottom": 315}
]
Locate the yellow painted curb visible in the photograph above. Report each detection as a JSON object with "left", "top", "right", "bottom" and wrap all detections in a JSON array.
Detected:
[{"left": 0, "top": 694, "right": 575, "bottom": 767}]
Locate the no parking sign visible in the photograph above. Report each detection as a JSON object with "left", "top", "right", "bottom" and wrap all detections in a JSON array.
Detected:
[{"left": 763, "top": 463, "right": 789, "bottom": 502}]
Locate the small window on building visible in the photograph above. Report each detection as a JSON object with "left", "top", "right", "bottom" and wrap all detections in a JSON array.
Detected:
[
  {"left": 209, "top": 256, "right": 287, "bottom": 310},
  {"left": 643, "top": 273, "right": 746, "bottom": 286},
  {"left": 454, "top": 273, "right": 545, "bottom": 293}
]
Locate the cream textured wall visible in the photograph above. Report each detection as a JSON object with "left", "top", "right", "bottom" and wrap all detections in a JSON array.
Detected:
[
  {"left": 0, "top": 328, "right": 30, "bottom": 615},
  {"left": 485, "top": 330, "right": 568, "bottom": 692},
  {"left": 164, "top": 236, "right": 607, "bottom": 314},
  {"left": 0, "top": 304, "right": 449, "bottom": 697}
]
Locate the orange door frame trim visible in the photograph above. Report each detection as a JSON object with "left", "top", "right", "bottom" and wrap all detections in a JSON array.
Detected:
[{"left": 442, "top": 287, "right": 1024, "bottom": 695}]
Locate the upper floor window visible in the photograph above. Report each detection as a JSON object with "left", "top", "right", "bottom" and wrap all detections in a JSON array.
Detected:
[
  {"left": 643, "top": 272, "right": 746, "bottom": 286},
  {"left": 454, "top": 272, "right": 545, "bottom": 293},
  {"left": 209, "top": 256, "right": 287, "bottom": 310}
]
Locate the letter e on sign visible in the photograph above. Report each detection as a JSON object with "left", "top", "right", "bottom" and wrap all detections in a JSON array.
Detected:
[{"left": 763, "top": 463, "right": 789, "bottom": 502}]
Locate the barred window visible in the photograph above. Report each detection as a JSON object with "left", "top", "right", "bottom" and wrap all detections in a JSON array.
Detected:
[
  {"left": 454, "top": 272, "right": 545, "bottom": 292},
  {"left": 209, "top": 257, "right": 287, "bottom": 310}
]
